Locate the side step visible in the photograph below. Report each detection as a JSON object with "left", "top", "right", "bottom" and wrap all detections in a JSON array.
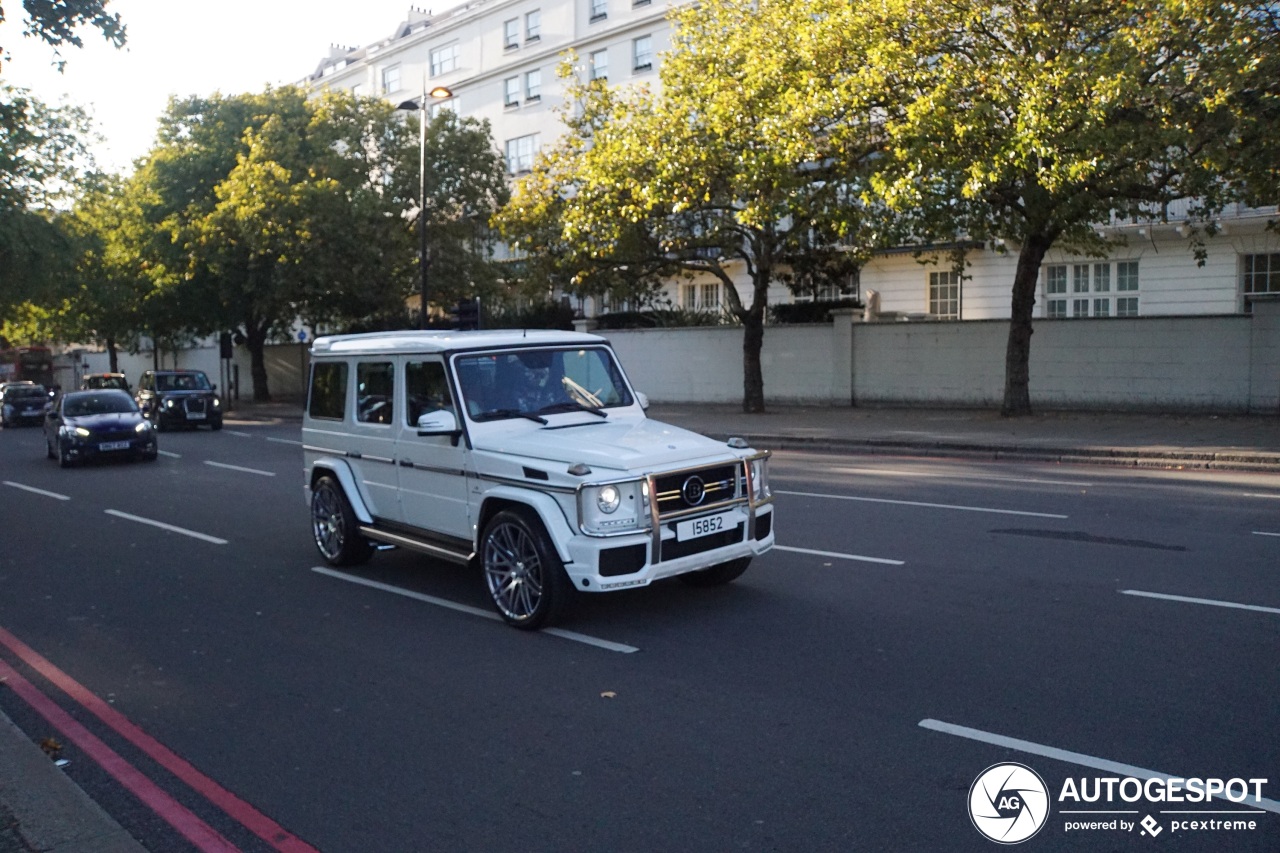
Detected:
[{"left": 358, "top": 526, "right": 474, "bottom": 566}]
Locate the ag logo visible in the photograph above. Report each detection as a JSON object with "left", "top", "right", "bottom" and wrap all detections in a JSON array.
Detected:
[{"left": 969, "top": 763, "right": 1050, "bottom": 844}]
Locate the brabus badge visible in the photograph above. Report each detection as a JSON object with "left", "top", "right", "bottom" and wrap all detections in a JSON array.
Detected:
[{"left": 681, "top": 475, "right": 707, "bottom": 506}]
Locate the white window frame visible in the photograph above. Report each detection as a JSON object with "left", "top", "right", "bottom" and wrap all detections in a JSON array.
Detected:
[
  {"left": 503, "top": 76, "right": 520, "bottom": 107},
  {"left": 505, "top": 134, "right": 540, "bottom": 174},
  {"left": 681, "top": 282, "right": 721, "bottom": 311},
  {"left": 381, "top": 65, "right": 402, "bottom": 94},
  {"left": 589, "top": 49, "right": 609, "bottom": 81},
  {"left": 928, "top": 270, "right": 960, "bottom": 319},
  {"left": 525, "top": 10, "right": 541, "bottom": 41},
  {"left": 430, "top": 44, "right": 459, "bottom": 76},
  {"left": 524, "top": 69, "right": 542, "bottom": 102},
  {"left": 503, "top": 18, "right": 520, "bottom": 49},
  {"left": 1043, "top": 261, "right": 1136, "bottom": 318},
  {"left": 633, "top": 35, "right": 653, "bottom": 72},
  {"left": 590, "top": 0, "right": 607, "bottom": 21},
  {"left": 1243, "top": 252, "right": 1280, "bottom": 310}
]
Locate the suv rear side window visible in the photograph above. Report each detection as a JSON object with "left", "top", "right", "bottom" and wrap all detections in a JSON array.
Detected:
[
  {"left": 309, "top": 362, "right": 348, "bottom": 420},
  {"left": 357, "top": 362, "right": 395, "bottom": 424}
]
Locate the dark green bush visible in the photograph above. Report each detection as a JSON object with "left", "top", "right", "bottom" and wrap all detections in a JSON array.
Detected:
[{"left": 768, "top": 298, "right": 863, "bottom": 324}]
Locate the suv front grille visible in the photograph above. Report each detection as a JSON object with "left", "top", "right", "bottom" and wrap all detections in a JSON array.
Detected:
[
  {"left": 184, "top": 397, "right": 207, "bottom": 414},
  {"left": 652, "top": 463, "right": 740, "bottom": 517}
]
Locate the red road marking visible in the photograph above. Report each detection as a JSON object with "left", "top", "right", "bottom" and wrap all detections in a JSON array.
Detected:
[
  {"left": 0, "top": 658, "right": 239, "bottom": 852},
  {"left": 0, "top": 625, "right": 319, "bottom": 853}
]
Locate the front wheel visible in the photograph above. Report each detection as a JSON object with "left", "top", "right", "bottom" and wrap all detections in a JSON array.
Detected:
[
  {"left": 310, "top": 476, "right": 373, "bottom": 566},
  {"left": 481, "top": 509, "right": 571, "bottom": 630},
  {"left": 678, "top": 557, "right": 751, "bottom": 587},
  {"left": 56, "top": 439, "right": 74, "bottom": 469}
]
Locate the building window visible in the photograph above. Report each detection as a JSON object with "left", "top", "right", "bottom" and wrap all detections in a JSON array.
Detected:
[
  {"left": 928, "top": 270, "right": 960, "bottom": 319},
  {"left": 590, "top": 0, "right": 607, "bottom": 21},
  {"left": 633, "top": 35, "right": 653, "bottom": 71},
  {"left": 504, "top": 18, "right": 520, "bottom": 49},
  {"left": 430, "top": 44, "right": 459, "bottom": 76},
  {"left": 589, "top": 49, "right": 609, "bottom": 81},
  {"left": 1043, "top": 261, "right": 1135, "bottom": 317},
  {"left": 504, "top": 76, "right": 520, "bottom": 107},
  {"left": 381, "top": 65, "right": 402, "bottom": 94},
  {"left": 429, "top": 98, "right": 455, "bottom": 119},
  {"left": 525, "top": 69, "right": 541, "bottom": 101},
  {"left": 525, "top": 10, "right": 541, "bottom": 41},
  {"left": 681, "top": 282, "right": 720, "bottom": 310},
  {"left": 505, "top": 133, "right": 540, "bottom": 173},
  {"left": 1243, "top": 252, "right": 1280, "bottom": 310}
]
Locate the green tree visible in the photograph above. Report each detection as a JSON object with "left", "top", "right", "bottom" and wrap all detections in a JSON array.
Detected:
[
  {"left": 1, "top": 0, "right": 125, "bottom": 69},
  {"left": 498, "top": 0, "right": 886, "bottom": 413},
  {"left": 813, "top": 0, "right": 1278, "bottom": 415}
]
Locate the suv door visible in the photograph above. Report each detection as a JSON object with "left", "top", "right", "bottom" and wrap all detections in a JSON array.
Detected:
[
  {"left": 351, "top": 360, "right": 401, "bottom": 522},
  {"left": 394, "top": 357, "right": 472, "bottom": 541}
]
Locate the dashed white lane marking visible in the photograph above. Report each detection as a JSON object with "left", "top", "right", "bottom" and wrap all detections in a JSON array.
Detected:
[
  {"left": 1252, "top": 531, "right": 1280, "bottom": 538},
  {"left": 266, "top": 437, "right": 303, "bottom": 446},
  {"left": 3, "top": 481, "right": 70, "bottom": 501},
  {"left": 829, "top": 467, "right": 1095, "bottom": 488},
  {"left": 774, "top": 545, "right": 904, "bottom": 566},
  {"left": 227, "top": 430, "right": 253, "bottom": 437},
  {"left": 311, "top": 567, "right": 639, "bottom": 653},
  {"left": 158, "top": 450, "right": 181, "bottom": 459},
  {"left": 1119, "top": 589, "right": 1280, "bottom": 617},
  {"left": 103, "top": 510, "right": 228, "bottom": 545},
  {"left": 203, "top": 461, "right": 275, "bottom": 477},
  {"left": 775, "top": 489, "right": 1068, "bottom": 519},
  {"left": 919, "top": 719, "right": 1280, "bottom": 814},
  {"left": 1242, "top": 493, "right": 1280, "bottom": 500}
]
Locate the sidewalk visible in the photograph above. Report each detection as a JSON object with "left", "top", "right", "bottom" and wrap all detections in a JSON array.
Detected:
[
  {"left": 4, "top": 400, "right": 1276, "bottom": 853},
  {"left": 225, "top": 398, "right": 1280, "bottom": 471}
]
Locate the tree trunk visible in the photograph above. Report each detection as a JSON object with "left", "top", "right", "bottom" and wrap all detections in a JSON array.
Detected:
[
  {"left": 1002, "top": 234, "right": 1053, "bottom": 417},
  {"left": 246, "top": 322, "right": 272, "bottom": 402},
  {"left": 106, "top": 338, "right": 118, "bottom": 373},
  {"left": 741, "top": 312, "right": 765, "bottom": 413}
]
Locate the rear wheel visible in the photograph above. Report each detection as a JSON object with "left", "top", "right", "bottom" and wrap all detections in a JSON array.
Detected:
[
  {"left": 481, "top": 509, "right": 571, "bottom": 630},
  {"left": 310, "top": 476, "right": 373, "bottom": 566},
  {"left": 678, "top": 557, "right": 751, "bottom": 587}
]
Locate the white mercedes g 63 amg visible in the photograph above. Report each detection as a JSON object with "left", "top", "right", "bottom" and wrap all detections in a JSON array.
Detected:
[{"left": 303, "top": 330, "right": 774, "bottom": 629}]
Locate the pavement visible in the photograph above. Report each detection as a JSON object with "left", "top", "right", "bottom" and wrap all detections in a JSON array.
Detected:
[{"left": 2, "top": 400, "right": 1277, "bottom": 853}]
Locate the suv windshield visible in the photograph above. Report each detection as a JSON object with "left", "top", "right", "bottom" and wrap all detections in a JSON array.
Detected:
[
  {"left": 8, "top": 385, "right": 46, "bottom": 398},
  {"left": 156, "top": 372, "right": 211, "bottom": 392},
  {"left": 455, "top": 347, "right": 633, "bottom": 422}
]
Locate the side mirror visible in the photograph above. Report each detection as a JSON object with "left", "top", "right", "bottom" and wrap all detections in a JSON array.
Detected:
[
  {"left": 417, "top": 410, "right": 460, "bottom": 437},
  {"left": 635, "top": 391, "right": 650, "bottom": 411}
]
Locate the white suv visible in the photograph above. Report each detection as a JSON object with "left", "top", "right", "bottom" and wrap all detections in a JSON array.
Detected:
[{"left": 303, "top": 329, "right": 775, "bottom": 629}]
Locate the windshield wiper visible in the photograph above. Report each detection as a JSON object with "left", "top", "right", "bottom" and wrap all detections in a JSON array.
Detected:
[
  {"left": 478, "top": 408, "right": 548, "bottom": 425},
  {"left": 536, "top": 401, "right": 608, "bottom": 418}
]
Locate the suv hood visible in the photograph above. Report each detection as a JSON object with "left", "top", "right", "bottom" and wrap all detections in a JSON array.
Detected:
[{"left": 472, "top": 417, "right": 736, "bottom": 471}]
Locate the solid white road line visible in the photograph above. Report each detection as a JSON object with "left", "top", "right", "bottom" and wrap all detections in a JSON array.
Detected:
[
  {"left": 266, "top": 437, "right": 303, "bottom": 446},
  {"left": 1119, "top": 589, "right": 1280, "bottom": 617},
  {"left": 3, "top": 481, "right": 70, "bottom": 501},
  {"left": 203, "top": 461, "right": 276, "bottom": 477},
  {"left": 1243, "top": 493, "right": 1280, "bottom": 500},
  {"left": 828, "top": 467, "right": 1095, "bottom": 488},
  {"left": 1253, "top": 531, "right": 1280, "bottom": 538},
  {"left": 157, "top": 450, "right": 181, "bottom": 459},
  {"left": 103, "top": 510, "right": 228, "bottom": 545},
  {"left": 773, "top": 545, "right": 904, "bottom": 566},
  {"left": 918, "top": 718, "right": 1280, "bottom": 814},
  {"left": 775, "top": 489, "right": 1068, "bottom": 519},
  {"left": 310, "top": 567, "right": 639, "bottom": 654}
]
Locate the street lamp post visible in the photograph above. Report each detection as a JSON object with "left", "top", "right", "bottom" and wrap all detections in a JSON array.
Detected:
[{"left": 398, "top": 84, "right": 454, "bottom": 329}]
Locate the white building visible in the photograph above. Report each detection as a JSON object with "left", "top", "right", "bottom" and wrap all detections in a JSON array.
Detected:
[{"left": 304, "top": 4, "right": 1280, "bottom": 322}]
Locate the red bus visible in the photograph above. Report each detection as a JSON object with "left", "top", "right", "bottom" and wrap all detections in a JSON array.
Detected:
[{"left": 0, "top": 345, "right": 55, "bottom": 387}]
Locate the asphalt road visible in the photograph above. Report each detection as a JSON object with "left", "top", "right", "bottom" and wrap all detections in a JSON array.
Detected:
[{"left": 1, "top": 418, "right": 1277, "bottom": 852}]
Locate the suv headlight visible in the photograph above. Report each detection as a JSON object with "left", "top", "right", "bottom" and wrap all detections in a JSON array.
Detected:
[
  {"left": 748, "top": 455, "right": 770, "bottom": 501},
  {"left": 73, "top": 426, "right": 92, "bottom": 438},
  {"left": 135, "top": 421, "right": 152, "bottom": 433},
  {"left": 579, "top": 479, "right": 651, "bottom": 536}
]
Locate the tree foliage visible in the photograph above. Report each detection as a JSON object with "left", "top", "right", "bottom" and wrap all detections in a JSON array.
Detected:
[
  {"left": 0, "top": 0, "right": 126, "bottom": 70},
  {"left": 806, "top": 0, "right": 1279, "bottom": 414}
]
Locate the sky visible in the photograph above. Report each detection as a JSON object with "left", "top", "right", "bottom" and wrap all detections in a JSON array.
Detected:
[{"left": 0, "top": 0, "right": 434, "bottom": 174}]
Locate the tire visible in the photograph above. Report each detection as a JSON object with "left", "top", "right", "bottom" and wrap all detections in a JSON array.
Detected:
[
  {"left": 140, "top": 448, "right": 159, "bottom": 462},
  {"left": 310, "top": 476, "right": 373, "bottom": 566},
  {"left": 481, "top": 508, "right": 572, "bottom": 630},
  {"left": 56, "top": 439, "right": 74, "bottom": 469},
  {"left": 210, "top": 420, "right": 223, "bottom": 431},
  {"left": 45, "top": 435, "right": 55, "bottom": 459},
  {"left": 678, "top": 557, "right": 751, "bottom": 587}
]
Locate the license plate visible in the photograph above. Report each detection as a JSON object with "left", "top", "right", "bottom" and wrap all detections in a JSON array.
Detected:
[
  {"left": 22, "top": 408, "right": 41, "bottom": 416},
  {"left": 99, "top": 441, "right": 131, "bottom": 451},
  {"left": 676, "top": 511, "right": 732, "bottom": 542},
  {"left": 186, "top": 411, "right": 206, "bottom": 420}
]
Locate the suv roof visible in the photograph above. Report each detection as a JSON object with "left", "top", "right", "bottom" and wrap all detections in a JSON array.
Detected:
[{"left": 311, "top": 329, "right": 604, "bottom": 356}]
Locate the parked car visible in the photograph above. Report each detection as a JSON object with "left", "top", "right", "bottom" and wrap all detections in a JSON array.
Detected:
[
  {"left": 44, "top": 389, "right": 158, "bottom": 467},
  {"left": 1, "top": 383, "right": 50, "bottom": 427},
  {"left": 81, "top": 372, "right": 131, "bottom": 393},
  {"left": 303, "top": 330, "right": 775, "bottom": 630},
  {"left": 135, "top": 369, "right": 222, "bottom": 431}
]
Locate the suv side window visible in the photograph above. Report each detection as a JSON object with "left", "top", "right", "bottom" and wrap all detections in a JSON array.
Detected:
[
  {"left": 356, "top": 361, "right": 394, "bottom": 425},
  {"left": 309, "top": 362, "right": 348, "bottom": 421},
  {"left": 405, "top": 361, "right": 455, "bottom": 427}
]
